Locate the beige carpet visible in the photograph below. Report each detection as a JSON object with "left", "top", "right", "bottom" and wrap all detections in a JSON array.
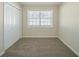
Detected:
[{"left": 2, "top": 38, "right": 77, "bottom": 57}]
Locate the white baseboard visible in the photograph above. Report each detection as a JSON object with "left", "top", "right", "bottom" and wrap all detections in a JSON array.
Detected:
[
  {"left": 58, "top": 37, "right": 79, "bottom": 57},
  {"left": 22, "top": 36, "right": 57, "bottom": 38},
  {"left": 0, "top": 51, "right": 5, "bottom": 56}
]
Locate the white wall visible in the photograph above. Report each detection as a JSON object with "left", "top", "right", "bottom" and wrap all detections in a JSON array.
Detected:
[
  {"left": 59, "top": 2, "right": 79, "bottom": 56},
  {"left": 0, "top": 2, "right": 4, "bottom": 56},
  {"left": 4, "top": 2, "right": 22, "bottom": 50},
  {"left": 23, "top": 5, "right": 59, "bottom": 37}
]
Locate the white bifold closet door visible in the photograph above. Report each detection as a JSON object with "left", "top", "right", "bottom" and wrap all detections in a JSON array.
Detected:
[{"left": 4, "top": 3, "right": 22, "bottom": 50}]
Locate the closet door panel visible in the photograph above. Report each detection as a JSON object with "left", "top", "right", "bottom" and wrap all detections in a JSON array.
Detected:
[{"left": 4, "top": 3, "right": 21, "bottom": 49}]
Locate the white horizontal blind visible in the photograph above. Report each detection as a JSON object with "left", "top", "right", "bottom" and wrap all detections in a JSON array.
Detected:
[{"left": 27, "top": 10, "right": 53, "bottom": 27}]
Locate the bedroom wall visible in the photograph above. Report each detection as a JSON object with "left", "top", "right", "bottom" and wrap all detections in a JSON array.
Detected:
[
  {"left": 0, "top": 2, "right": 4, "bottom": 56},
  {"left": 59, "top": 2, "right": 79, "bottom": 56},
  {"left": 22, "top": 5, "right": 59, "bottom": 37}
]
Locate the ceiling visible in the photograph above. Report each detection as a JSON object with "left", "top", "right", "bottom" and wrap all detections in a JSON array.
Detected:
[{"left": 20, "top": 2, "right": 62, "bottom": 6}]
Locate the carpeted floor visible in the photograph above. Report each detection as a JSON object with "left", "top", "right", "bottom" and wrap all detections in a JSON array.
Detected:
[{"left": 2, "top": 38, "right": 77, "bottom": 57}]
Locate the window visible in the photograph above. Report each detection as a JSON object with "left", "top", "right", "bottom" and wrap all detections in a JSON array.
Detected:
[{"left": 27, "top": 10, "right": 53, "bottom": 27}]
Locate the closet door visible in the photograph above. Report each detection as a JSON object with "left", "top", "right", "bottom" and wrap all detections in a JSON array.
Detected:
[
  {"left": 4, "top": 3, "right": 20, "bottom": 49},
  {"left": 4, "top": 2, "right": 10, "bottom": 50}
]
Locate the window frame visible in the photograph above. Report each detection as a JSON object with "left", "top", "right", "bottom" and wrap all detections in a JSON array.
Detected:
[{"left": 27, "top": 10, "right": 53, "bottom": 28}]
